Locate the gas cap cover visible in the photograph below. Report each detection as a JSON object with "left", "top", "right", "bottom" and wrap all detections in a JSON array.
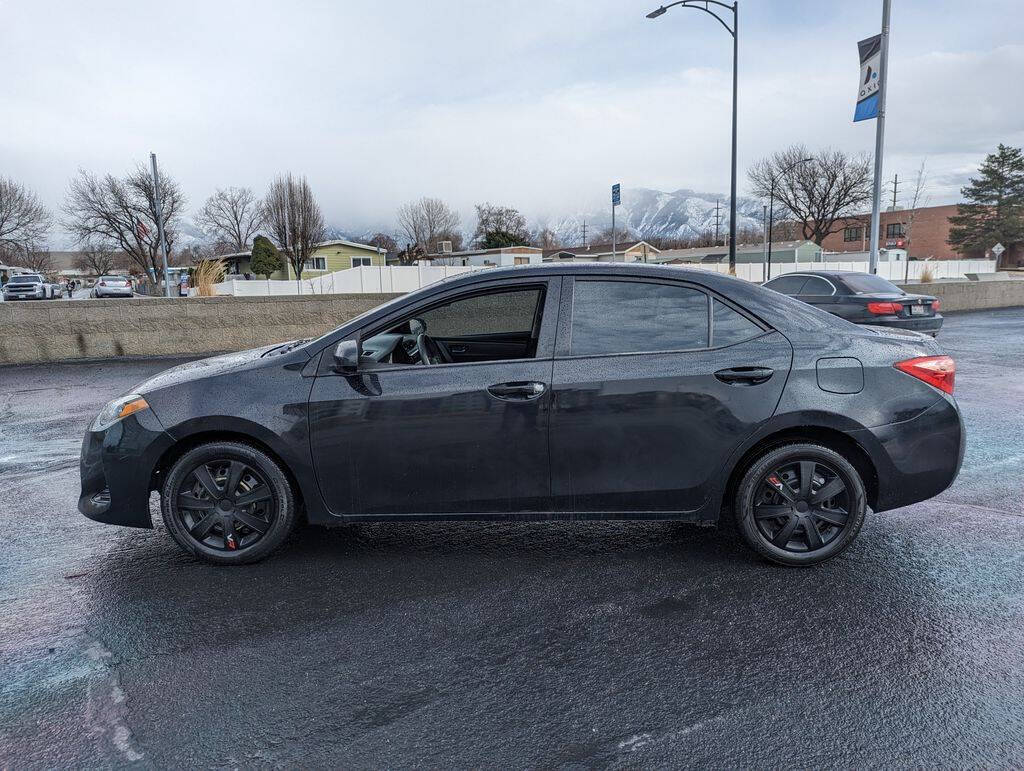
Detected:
[{"left": 816, "top": 357, "right": 864, "bottom": 394}]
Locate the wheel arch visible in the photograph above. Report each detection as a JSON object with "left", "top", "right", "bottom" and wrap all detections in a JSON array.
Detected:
[
  {"left": 721, "top": 421, "right": 880, "bottom": 516},
  {"left": 150, "top": 427, "right": 307, "bottom": 518}
]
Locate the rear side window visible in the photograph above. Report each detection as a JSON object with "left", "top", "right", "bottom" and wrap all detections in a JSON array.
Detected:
[
  {"left": 712, "top": 300, "right": 763, "bottom": 347},
  {"left": 570, "top": 280, "right": 709, "bottom": 356},
  {"left": 764, "top": 275, "right": 809, "bottom": 295},
  {"left": 800, "top": 276, "right": 835, "bottom": 295}
]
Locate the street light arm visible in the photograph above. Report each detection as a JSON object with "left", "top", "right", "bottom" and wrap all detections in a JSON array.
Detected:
[{"left": 652, "top": 0, "right": 735, "bottom": 36}]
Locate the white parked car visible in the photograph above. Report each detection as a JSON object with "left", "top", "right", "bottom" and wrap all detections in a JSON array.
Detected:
[
  {"left": 2, "top": 274, "right": 60, "bottom": 300},
  {"left": 91, "top": 275, "right": 134, "bottom": 298}
]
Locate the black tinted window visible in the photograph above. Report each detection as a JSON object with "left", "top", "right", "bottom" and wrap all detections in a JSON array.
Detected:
[
  {"left": 763, "top": 275, "right": 808, "bottom": 295},
  {"left": 570, "top": 280, "right": 709, "bottom": 356},
  {"left": 842, "top": 274, "right": 903, "bottom": 294},
  {"left": 712, "top": 300, "right": 763, "bottom": 347},
  {"left": 415, "top": 288, "right": 542, "bottom": 337},
  {"left": 801, "top": 276, "right": 835, "bottom": 295}
]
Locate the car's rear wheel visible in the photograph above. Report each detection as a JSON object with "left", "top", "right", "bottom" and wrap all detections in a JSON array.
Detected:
[
  {"left": 161, "top": 441, "right": 295, "bottom": 565},
  {"left": 734, "top": 443, "right": 866, "bottom": 566}
]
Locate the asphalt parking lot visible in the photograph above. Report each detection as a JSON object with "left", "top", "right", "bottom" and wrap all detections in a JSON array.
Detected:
[{"left": 2, "top": 308, "right": 1023, "bottom": 768}]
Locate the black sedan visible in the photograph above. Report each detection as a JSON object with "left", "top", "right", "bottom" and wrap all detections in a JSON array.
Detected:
[
  {"left": 79, "top": 263, "right": 964, "bottom": 567},
  {"left": 762, "top": 271, "right": 943, "bottom": 336}
]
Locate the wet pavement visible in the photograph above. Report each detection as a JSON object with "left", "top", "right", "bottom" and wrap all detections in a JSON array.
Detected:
[{"left": 2, "top": 308, "right": 1023, "bottom": 768}]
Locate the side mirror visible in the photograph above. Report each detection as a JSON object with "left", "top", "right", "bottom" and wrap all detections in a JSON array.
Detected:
[{"left": 332, "top": 339, "right": 360, "bottom": 374}]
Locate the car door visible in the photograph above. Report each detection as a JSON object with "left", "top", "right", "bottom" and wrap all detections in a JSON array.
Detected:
[
  {"left": 308, "top": 278, "right": 560, "bottom": 517},
  {"left": 549, "top": 276, "right": 792, "bottom": 516}
]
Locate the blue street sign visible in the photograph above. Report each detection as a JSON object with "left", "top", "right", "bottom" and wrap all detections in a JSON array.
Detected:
[{"left": 612, "top": 183, "right": 620, "bottom": 206}]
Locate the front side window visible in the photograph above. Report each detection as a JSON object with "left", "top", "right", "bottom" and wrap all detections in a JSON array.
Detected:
[
  {"left": 362, "top": 286, "right": 545, "bottom": 366},
  {"left": 570, "top": 280, "right": 709, "bottom": 356}
]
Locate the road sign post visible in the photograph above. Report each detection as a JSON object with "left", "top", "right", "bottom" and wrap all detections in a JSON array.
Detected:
[{"left": 611, "top": 183, "right": 621, "bottom": 260}]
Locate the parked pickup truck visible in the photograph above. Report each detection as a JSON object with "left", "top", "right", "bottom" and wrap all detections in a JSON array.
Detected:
[{"left": 2, "top": 274, "right": 62, "bottom": 300}]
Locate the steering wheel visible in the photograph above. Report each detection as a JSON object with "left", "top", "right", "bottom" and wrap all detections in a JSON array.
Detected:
[{"left": 416, "top": 333, "right": 453, "bottom": 365}]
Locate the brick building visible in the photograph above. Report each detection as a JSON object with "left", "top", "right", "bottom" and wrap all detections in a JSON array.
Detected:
[{"left": 819, "top": 204, "right": 976, "bottom": 261}]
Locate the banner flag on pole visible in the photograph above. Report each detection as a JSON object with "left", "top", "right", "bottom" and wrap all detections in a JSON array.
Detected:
[{"left": 854, "top": 34, "right": 882, "bottom": 122}]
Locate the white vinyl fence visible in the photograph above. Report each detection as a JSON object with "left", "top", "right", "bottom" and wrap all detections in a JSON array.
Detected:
[
  {"left": 679, "top": 258, "right": 997, "bottom": 284},
  {"left": 212, "top": 259, "right": 998, "bottom": 296},
  {"left": 213, "top": 264, "right": 482, "bottom": 297}
]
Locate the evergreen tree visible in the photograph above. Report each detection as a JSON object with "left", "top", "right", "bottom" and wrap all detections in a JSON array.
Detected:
[
  {"left": 249, "top": 235, "right": 283, "bottom": 278},
  {"left": 948, "top": 144, "right": 1024, "bottom": 257}
]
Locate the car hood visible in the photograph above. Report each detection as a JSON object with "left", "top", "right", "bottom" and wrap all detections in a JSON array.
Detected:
[{"left": 131, "top": 341, "right": 303, "bottom": 395}]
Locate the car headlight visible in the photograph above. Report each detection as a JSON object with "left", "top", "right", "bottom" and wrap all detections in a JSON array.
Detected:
[{"left": 92, "top": 394, "right": 150, "bottom": 431}]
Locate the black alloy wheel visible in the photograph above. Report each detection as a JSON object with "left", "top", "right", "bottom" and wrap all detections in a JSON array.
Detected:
[
  {"left": 735, "top": 443, "right": 866, "bottom": 566},
  {"left": 161, "top": 441, "right": 296, "bottom": 564}
]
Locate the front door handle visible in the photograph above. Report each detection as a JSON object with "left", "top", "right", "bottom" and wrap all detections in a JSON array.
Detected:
[
  {"left": 487, "top": 381, "right": 547, "bottom": 401},
  {"left": 714, "top": 367, "right": 775, "bottom": 386}
]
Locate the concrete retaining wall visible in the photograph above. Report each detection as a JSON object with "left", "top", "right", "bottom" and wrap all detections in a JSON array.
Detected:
[
  {"left": 2, "top": 279, "right": 1022, "bottom": 365},
  {"left": 896, "top": 280, "right": 1024, "bottom": 312},
  {"left": 0, "top": 293, "right": 401, "bottom": 365}
]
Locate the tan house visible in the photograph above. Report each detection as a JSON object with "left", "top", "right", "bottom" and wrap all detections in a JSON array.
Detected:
[{"left": 542, "top": 240, "right": 661, "bottom": 263}]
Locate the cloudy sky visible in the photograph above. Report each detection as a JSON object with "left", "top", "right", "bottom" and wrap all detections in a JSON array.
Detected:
[{"left": 3, "top": 0, "right": 1022, "bottom": 236}]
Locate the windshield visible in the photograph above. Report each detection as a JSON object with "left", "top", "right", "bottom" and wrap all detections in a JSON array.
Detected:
[
  {"left": 842, "top": 273, "right": 904, "bottom": 294},
  {"left": 14, "top": 274, "right": 42, "bottom": 283}
]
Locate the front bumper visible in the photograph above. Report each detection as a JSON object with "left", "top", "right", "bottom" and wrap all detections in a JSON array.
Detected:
[
  {"left": 852, "top": 395, "right": 965, "bottom": 513},
  {"left": 78, "top": 406, "right": 175, "bottom": 529}
]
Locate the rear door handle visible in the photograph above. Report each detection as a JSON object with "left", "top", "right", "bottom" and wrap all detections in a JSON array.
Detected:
[
  {"left": 487, "top": 381, "right": 547, "bottom": 401},
  {"left": 714, "top": 367, "right": 775, "bottom": 386}
]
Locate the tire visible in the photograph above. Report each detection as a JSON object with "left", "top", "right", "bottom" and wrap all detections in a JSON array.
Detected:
[
  {"left": 733, "top": 443, "right": 866, "bottom": 566},
  {"left": 161, "top": 441, "right": 296, "bottom": 565}
]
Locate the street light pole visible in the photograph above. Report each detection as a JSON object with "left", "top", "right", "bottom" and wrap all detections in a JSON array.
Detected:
[{"left": 647, "top": 0, "right": 738, "bottom": 271}]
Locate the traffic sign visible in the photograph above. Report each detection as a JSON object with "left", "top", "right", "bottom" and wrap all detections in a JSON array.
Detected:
[
  {"left": 612, "top": 184, "right": 620, "bottom": 206},
  {"left": 992, "top": 242, "right": 1006, "bottom": 257}
]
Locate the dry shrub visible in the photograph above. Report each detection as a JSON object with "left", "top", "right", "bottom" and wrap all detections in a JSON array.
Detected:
[
  {"left": 194, "top": 259, "right": 227, "bottom": 296},
  {"left": 918, "top": 264, "right": 934, "bottom": 283}
]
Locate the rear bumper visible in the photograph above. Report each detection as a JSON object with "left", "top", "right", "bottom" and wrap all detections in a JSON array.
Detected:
[
  {"left": 852, "top": 395, "right": 965, "bottom": 513},
  {"left": 78, "top": 407, "right": 175, "bottom": 529},
  {"left": 857, "top": 313, "right": 943, "bottom": 335}
]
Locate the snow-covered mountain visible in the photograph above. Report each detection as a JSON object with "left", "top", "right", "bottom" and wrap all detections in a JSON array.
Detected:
[{"left": 546, "top": 187, "right": 764, "bottom": 246}]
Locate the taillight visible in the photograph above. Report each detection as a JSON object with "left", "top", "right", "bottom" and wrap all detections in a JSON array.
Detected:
[
  {"left": 931, "top": 299, "right": 940, "bottom": 311},
  {"left": 867, "top": 301, "right": 901, "bottom": 315},
  {"left": 895, "top": 355, "right": 955, "bottom": 395}
]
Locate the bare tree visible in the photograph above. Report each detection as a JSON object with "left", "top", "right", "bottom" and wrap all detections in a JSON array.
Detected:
[
  {"left": 473, "top": 203, "right": 531, "bottom": 247},
  {"left": 21, "top": 243, "right": 55, "bottom": 275},
  {"left": 396, "top": 197, "right": 461, "bottom": 258},
  {"left": 903, "top": 159, "right": 931, "bottom": 280},
  {"left": 368, "top": 232, "right": 398, "bottom": 254},
  {"left": 0, "top": 177, "right": 52, "bottom": 249},
  {"left": 73, "top": 242, "right": 124, "bottom": 276},
  {"left": 532, "top": 226, "right": 560, "bottom": 249},
  {"left": 63, "top": 165, "right": 186, "bottom": 280},
  {"left": 748, "top": 145, "right": 872, "bottom": 245},
  {"left": 196, "top": 187, "right": 263, "bottom": 253},
  {"left": 263, "top": 174, "right": 326, "bottom": 282}
]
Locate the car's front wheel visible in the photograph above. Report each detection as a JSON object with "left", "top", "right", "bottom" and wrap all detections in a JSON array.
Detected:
[
  {"left": 734, "top": 443, "right": 866, "bottom": 566},
  {"left": 161, "top": 441, "right": 296, "bottom": 565}
]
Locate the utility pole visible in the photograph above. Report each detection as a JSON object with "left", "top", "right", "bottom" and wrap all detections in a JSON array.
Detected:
[
  {"left": 867, "top": 0, "right": 891, "bottom": 275},
  {"left": 714, "top": 199, "right": 722, "bottom": 245},
  {"left": 890, "top": 172, "right": 900, "bottom": 211},
  {"left": 581, "top": 220, "right": 587, "bottom": 248},
  {"left": 149, "top": 153, "right": 172, "bottom": 298},
  {"left": 762, "top": 203, "right": 768, "bottom": 282}
]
